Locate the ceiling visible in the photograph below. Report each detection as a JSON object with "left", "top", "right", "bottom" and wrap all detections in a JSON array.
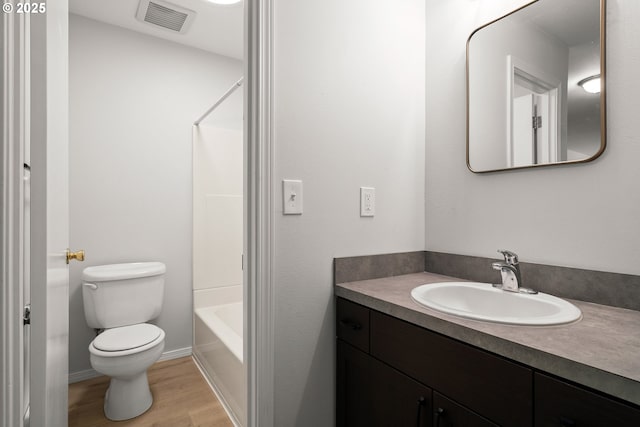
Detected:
[
  {"left": 524, "top": 0, "right": 600, "bottom": 47},
  {"left": 69, "top": 0, "right": 243, "bottom": 60}
]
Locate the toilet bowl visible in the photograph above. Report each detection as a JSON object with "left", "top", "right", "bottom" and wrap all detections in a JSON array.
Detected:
[
  {"left": 89, "top": 323, "right": 165, "bottom": 420},
  {"left": 82, "top": 262, "right": 166, "bottom": 420}
]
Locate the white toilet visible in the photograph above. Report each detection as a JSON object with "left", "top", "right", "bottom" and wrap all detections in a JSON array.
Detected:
[{"left": 82, "top": 262, "right": 166, "bottom": 421}]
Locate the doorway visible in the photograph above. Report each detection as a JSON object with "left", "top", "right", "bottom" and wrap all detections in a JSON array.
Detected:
[
  {"left": 507, "top": 55, "right": 562, "bottom": 167},
  {"left": 2, "top": 1, "right": 275, "bottom": 425}
]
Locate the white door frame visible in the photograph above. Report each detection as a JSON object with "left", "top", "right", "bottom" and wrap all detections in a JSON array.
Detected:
[
  {"left": 2, "top": 1, "right": 69, "bottom": 426},
  {"left": 1, "top": 5, "right": 27, "bottom": 426},
  {"left": 244, "top": 0, "right": 275, "bottom": 426},
  {"left": 4, "top": 0, "right": 275, "bottom": 425}
]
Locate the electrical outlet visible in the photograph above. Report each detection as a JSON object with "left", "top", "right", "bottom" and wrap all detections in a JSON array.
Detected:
[{"left": 360, "top": 187, "right": 375, "bottom": 217}]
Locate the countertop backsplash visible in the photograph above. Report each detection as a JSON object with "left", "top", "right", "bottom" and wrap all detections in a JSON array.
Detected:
[{"left": 335, "top": 251, "right": 640, "bottom": 311}]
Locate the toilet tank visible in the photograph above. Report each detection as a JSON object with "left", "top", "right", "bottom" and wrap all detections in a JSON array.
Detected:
[{"left": 82, "top": 262, "right": 166, "bottom": 329}]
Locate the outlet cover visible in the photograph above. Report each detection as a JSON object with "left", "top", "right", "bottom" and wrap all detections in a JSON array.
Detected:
[{"left": 360, "top": 187, "right": 375, "bottom": 217}]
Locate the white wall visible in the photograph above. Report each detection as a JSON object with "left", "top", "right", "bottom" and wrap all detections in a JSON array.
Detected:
[
  {"left": 68, "top": 14, "right": 242, "bottom": 375},
  {"left": 272, "top": 0, "right": 425, "bottom": 425},
  {"left": 426, "top": 0, "right": 640, "bottom": 275}
]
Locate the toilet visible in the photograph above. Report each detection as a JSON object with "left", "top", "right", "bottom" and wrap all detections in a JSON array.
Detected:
[{"left": 82, "top": 262, "right": 166, "bottom": 421}]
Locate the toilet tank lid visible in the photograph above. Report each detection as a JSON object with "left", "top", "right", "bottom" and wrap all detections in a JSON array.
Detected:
[{"left": 82, "top": 262, "right": 166, "bottom": 282}]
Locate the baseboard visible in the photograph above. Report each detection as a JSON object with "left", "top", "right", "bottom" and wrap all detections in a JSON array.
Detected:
[
  {"left": 158, "top": 346, "right": 193, "bottom": 362},
  {"left": 68, "top": 346, "right": 193, "bottom": 384},
  {"left": 68, "top": 368, "right": 102, "bottom": 384}
]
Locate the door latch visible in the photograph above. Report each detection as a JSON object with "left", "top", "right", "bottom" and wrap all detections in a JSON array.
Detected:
[{"left": 66, "top": 249, "right": 85, "bottom": 264}]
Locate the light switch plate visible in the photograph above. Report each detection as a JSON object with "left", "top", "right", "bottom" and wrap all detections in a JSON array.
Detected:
[
  {"left": 283, "top": 179, "right": 303, "bottom": 215},
  {"left": 360, "top": 187, "right": 375, "bottom": 217}
]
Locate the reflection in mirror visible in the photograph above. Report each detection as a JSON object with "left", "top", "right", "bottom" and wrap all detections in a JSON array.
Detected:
[{"left": 467, "top": 0, "right": 605, "bottom": 172}]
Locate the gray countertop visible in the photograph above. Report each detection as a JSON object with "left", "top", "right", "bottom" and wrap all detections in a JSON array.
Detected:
[{"left": 335, "top": 272, "right": 640, "bottom": 406}]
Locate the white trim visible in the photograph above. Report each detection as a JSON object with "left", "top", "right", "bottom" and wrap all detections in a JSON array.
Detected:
[
  {"left": 244, "top": 0, "right": 275, "bottom": 426},
  {"left": 1, "top": 6, "right": 27, "bottom": 427},
  {"left": 67, "top": 369, "right": 101, "bottom": 384},
  {"left": 158, "top": 345, "right": 192, "bottom": 362},
  {"left": 67, "top": 346, "right": 193, "bottom": 384}
]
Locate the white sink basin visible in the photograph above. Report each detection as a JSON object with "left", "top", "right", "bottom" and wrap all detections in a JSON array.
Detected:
[{"left": 411, "top": 282, "right": 582, "bottom": 326}]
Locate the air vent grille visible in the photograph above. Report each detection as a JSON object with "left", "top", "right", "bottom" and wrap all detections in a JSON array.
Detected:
[
  {"left": 136, "top": 0, "right": 196, "bottom": 34},
  {"left": 145, "top": 2, "right": 188, "bottom": 32}
]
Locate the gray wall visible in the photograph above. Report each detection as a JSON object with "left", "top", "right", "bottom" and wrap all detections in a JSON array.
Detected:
[
  {"left": 272, "top": 0, "right": 426, "bottom": 424},
  {"left": 426, "top": 0, "right": 640, "bottom": 276},
  {"left": 68, "top": 15, "right": 242, "bottom": 375}
]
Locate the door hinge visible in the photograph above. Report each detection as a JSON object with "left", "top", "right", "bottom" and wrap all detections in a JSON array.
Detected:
[
  {"left": 532, "top": 115, "right": 542, "bottom": 129},
  {"left": 23, "top": 304, "right": 31, "bottom": 325}
]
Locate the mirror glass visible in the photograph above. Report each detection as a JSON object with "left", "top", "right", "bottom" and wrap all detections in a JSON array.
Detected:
[{"left": 467, "top": 0, "right": 605, "bottom": 172}]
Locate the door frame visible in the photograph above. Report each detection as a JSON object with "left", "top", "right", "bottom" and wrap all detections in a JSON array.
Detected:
[
  {"left": 1, "top": 5, "right": 27, "bottom": 426},
  {"left": 245, "top": 0, "right": 276, "bottom": 426},
  {"left": 3, "top": 0, "right": 276, "bottom": 425},
  {"left": 2, "top": 1, "right": 70, "bottom": 426}
]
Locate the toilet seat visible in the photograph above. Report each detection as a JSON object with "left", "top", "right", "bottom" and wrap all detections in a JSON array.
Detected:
[
  {"left": 94, "top": 324, "right": 161, "bottom": 352},
  {"left": 90, "top": 324, "right": 165, "bottom": 357}
]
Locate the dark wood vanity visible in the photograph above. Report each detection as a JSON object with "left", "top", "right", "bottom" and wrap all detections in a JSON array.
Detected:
[{"left": 336, "top": 297, "right": 640, "bottom": 427}]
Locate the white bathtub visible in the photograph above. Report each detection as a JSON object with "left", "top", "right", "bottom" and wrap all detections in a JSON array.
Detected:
[
  {"left": 194, "top": 302, "right": 245, "bottom": 426},
  {"left": 196, "top": 303, "right": 243, "bottom": 362}
]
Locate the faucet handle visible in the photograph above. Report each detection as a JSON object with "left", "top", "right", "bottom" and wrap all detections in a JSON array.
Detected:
[{"left": 497, "top": 249, "right": 519, "bottom": 265}]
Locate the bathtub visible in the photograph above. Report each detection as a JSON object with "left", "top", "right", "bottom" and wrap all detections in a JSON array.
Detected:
[{"left": 194, "top": 302, "right": 245, "bottom": 426}]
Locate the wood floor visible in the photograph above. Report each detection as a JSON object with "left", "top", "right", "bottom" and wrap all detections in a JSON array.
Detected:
[{"left": 68, "top": 356, "right": 234, "bottom": 427}]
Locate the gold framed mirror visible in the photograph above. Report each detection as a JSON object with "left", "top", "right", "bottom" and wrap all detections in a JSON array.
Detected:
[{"left": 466, "top": 0, "right": 606, "bottom": 173}]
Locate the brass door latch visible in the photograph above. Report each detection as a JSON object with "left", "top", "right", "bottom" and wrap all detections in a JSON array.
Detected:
[{"left": 66, "top": 249, "right": 85, "bottom": 264}]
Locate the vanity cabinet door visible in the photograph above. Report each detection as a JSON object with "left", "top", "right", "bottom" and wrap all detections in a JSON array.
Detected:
[
  {"left": 370, "top": 357, "right": 433, "bottom": 427},
  {"left": 337, "top": 340, "right": 372, "bottom": 427},
  {"left": 433, "top": 393, "right": 498, "bottom": 427},
  {"left": 336, "top": 298, "right": 370, "bottom": 353},
  {"left": 534, "top": 373, "right": 640, "bottom": 427},
  {"left": 371, "top": 311, "right": 533, "bottom": 427},
  {"left": 337, "top": 339, "right": 433, "bottom": 427}
]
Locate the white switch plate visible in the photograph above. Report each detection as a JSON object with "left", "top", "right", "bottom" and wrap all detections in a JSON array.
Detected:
[
  {"left": 283, "top": 179, "right": 303, "bottom": 215},
  {"left": 360, "top": 187, "right": 375, "bottom": 217}
]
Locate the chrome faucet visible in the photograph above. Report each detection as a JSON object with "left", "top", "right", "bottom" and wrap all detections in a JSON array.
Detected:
[{"left": 492, "top": 250, "right": 537, "bottom": 294}]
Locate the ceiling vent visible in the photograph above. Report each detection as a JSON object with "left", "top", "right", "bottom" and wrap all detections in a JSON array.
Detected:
[{"left": 136, "top": 0, "right": 196, "bottom": 34}]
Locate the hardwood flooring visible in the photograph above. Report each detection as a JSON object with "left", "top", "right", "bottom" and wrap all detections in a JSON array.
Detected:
[{"left": 68, "top": 356, "right": 234, "bottom": 427}]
